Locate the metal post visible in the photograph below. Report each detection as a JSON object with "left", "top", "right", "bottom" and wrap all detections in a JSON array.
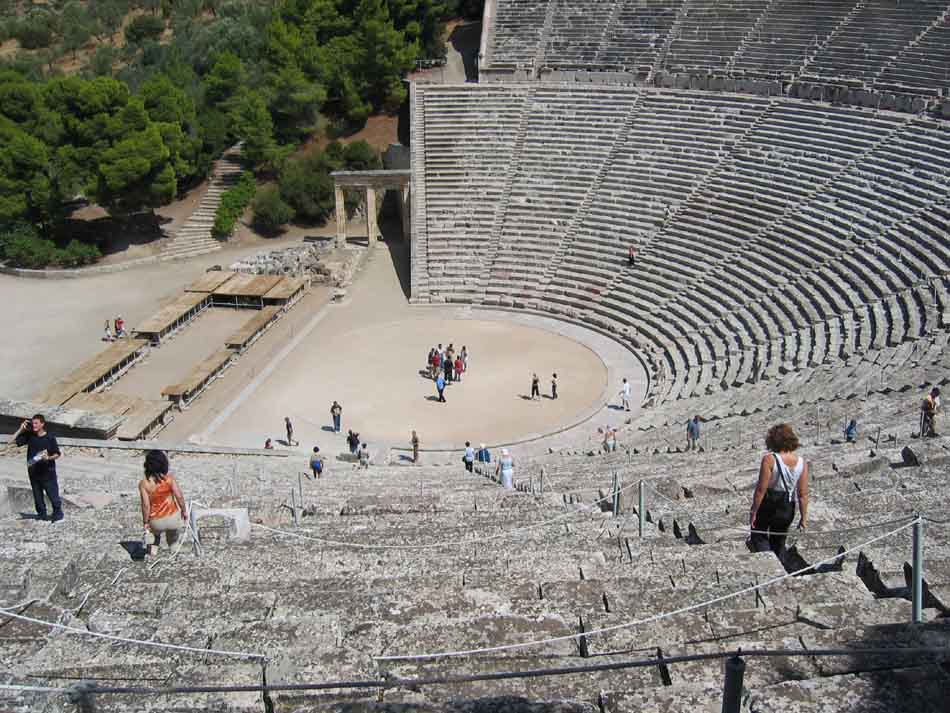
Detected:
[
  {"left": 912, "top": 516, "right": 924, "bottom": 624},
  {"left": 616, "top": 473, "right": 622, "bottom": 515},
  {"left": 638, "top": 480, "right": 645, "bottom": 537},
  {"left": 290, "top": 489, "right": 298, "bottom": 527},
  {"left": 298, "top": 472, "right": 304, "bottom": 511},
  {"left": 721, "top": 654, "right": 745, "bottom": 713},
  {"left": 539, "top": 467, "right": 544, "bottom": 494},
  {"left": 612, "top": 473, "right": 620, "bottom": 517},
  {"left": 816, "top": 405, "right": 821, "bottom": 444}
]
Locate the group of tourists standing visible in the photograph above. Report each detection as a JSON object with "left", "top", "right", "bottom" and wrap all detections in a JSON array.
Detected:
[{"left": 429, "top": 343, "right": 469, "bottom": 403}]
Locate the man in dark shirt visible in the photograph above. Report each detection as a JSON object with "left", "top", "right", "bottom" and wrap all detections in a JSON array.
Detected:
[{"left": 13, "top": 414, "right": 63, "bottom": 522}]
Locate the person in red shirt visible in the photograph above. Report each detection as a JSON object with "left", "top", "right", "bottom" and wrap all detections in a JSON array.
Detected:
[
  {"left": 429, "top": 349, "right": 440, "bottom": 379},
  {"left": 454, "top": 355, "right": 464, "bottom": 383},
  {"left": 628, "top": 245, "right": 637, "bottom": 267}
]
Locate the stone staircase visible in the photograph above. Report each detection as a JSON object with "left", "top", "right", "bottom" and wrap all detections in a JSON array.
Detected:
[{"left": 161, "top": 144, "right": 245, "bottom": 261}]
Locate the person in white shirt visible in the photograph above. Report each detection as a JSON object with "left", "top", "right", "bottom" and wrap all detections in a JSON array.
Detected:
[{"left": 620, "top": 378, "right": 631, "bottom": 411}]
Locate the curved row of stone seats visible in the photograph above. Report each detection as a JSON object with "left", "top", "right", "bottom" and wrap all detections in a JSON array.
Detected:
[
  {"left": 729, "top": 0, "right": 855, "bottom": 77},
  {"left": 4, "top": 448, "right": 947, "bottom": 712},
  {"left": 487, "top": 86, "right": 634, "bottom": 300},
  {"left": 488, "top": 0, "right": 550, "bottom": 69},
  {"left": 662, "top": 0, "right": 771, "bottom": 72},
  {"left": 877, "top": 15, "right": 950, "bottom": 93},
  {"left": 544, "top": 0, "right": 615, "bottom": 66},
  {"left": 598, "top": 0, "right": 680, "bottom": 70},
  {"left": 414, "top": 84, "right": 528, "bottom": 299},
  {"left": 803, "top": 0, "right": 948, "bottom": 83},
  {"left": 486, "top": 0, "right": 950, "bottom": 98}
]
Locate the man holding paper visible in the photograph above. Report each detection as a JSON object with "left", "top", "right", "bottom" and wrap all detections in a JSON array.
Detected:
[{"left": 13, "top": 414, "right": 63, "bottom": 523}]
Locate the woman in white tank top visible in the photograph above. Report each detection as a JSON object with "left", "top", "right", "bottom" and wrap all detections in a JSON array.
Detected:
[{"left": 749, "top": 423, "right": 810, "bottom": 559}]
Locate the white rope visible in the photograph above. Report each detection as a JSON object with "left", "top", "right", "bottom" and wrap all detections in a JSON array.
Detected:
[
  {"left": 0, "top": 683, "right": 67, "bottom": 694},
  {"left": 0, "top": 606, "right": 265, "bottom": 662},
  {"left": 375, "top": 519, "right": 916, "bottom": 661},
  {"left": 253, "top": 477, "right": 639, "bottom": 550}
]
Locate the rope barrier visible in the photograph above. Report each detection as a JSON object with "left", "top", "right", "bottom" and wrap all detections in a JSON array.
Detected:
[
  {"left": 253, "top": 477, "right": 643, "bottom": 550},
  {"left": 3, "top": 646, "right": 947, "bottom": 698},
  {"left": 0, "top": 606, "right": 266, "bottom": 662},
  {"left": 375, "top": 520, "right": 916, "bottom": 661}
]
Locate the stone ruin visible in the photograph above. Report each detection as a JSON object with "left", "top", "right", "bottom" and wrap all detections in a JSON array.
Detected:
[{"left": 228, "top": 243, "right": 365, "bottom": 288}]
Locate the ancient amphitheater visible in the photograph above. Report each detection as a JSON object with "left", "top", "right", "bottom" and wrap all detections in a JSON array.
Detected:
[{"left": 4, "top": 1, "right": 950, "bottom": 711}]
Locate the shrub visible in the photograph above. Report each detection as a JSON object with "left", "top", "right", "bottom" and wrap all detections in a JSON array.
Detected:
[
  {"left": 0, "top": 224, "right": 101, "bottom": 269},
  {"left": 14, "top": 15, "right": 54, "bottom": 49},
  {"left": 277, "top": 150, "right": 334, "bottom": 222},
  {"left": 212, "top": 170, "right": 255, "bottom": 239},
  {"left": 125, "top": 14, "right": 165, "bottom": 45},
  {"left": 251, "top": 185, "right": 293, "bottom": 233}
]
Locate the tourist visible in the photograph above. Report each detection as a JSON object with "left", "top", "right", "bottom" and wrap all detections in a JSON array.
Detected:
[
  {"left": 686, "top": 415, "right": 701, "bottom": 451},
  {"left": 496, "top": 448, "right": 514, "bottom": 489},
  {"left": 921, "top": 387, "right": 940, "bottom": 437},
  {"left": 330, "top": 401, "right": 342, "bottom": 433},
  {"left": 309, "top": 447, "right": 323, "bottom": 479},
  {"left": 551, "top": 373, "right": 558, "bottom": 400},
  {"left": 749, "top": 423, "right": 810, "bottom": 559},
  {"left": 461, "top": 346, "right": 469, "bottom": 373},
  {"left": 445, "top": 352, "right": 455, "bottom": 383},
  {"left": 138, "top": 450, "right": 187, "bottom": 550},
  {"left": 436, "top": 373, "right": 446, "bottom": 402},
  {"left": 346, "top": 430, "right": 360, "bottom": 454},
  {"left": 13, "top": 415, "right": 63, "bottom": 523},
  {"left": 628, "top": 245, "right": 636, "bottom": 267},
  {"left": 437, "top": 344, "right": 445, "bottom": 372},
  {"left": 463, "top": 441, "right": 475, "bottom": 472},
  {"left": 454, "top": 354, "right": 464, "bottom": 383},
  {"left": 429, "top": 349, "right": 441, "bottom": 379},
  {"left": 284, "top": 417, "right": 297, "bottom": 446},
  {"left": 476, "top": 443, "right": 491, "bottom": 473},
  {"left": 264, "top": 438, "right": 274, "bottom": 449},
  {"left": 114, "top": 315, "right": 126, "bottom": 338},
  {"left": 358, "top": 443, "right": 370, "bottom": 470},
  {"left": 103, "top": 320, "right": 114, "bottom": 342},
  {"left": 602, "top": 426, "right": 617, "bottom": 453},
  {"left": 620, "top": 378, "right": 631, "bottom": 411},
  {"left": 844, "top": 419, "right": 857, "bottom": 443},
  {"left": 411, "top": 430, "right": 420, "bottom": 463},
  {"left": 531, "top": 373, "right": 540, "bottom": 400}
]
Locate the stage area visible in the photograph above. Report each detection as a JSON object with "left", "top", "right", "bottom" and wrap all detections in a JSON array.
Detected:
[
  {"left": 202, "top": 242, "right": 647, "bottom": 453},
  {"left": 209, "top": 315, "right": 608, "bottom": 448}
]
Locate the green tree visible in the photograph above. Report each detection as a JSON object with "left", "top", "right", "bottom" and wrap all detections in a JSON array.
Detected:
[
  {"left": 228, "top": 89, "right": 276, "bottom": 166},
  {"left": 342, "top": 139, "right": 380, "bottom": 170},
  {"left": 125, "top": 14, "right": 165, "bottom": 45},
  {"left": 62, "top": 2, "right": 96, "bottom": 58},
  {"left": 0, "top": 119, "right": 51, "bottom": 225},
  {"left": 277, "top": 149, "right": 334, "bottom": 221},
  {"left": 265, "top": 64, "right": 325, "bottom": 142},
  {"left": 204, "top": 50, "right": 245, "bottom": 106},
  {"left": 251, "top": 184, "right": 293, "bottom": 232},
  {"left": 89, "top": 0, "right": 125, "bottom": 39}
]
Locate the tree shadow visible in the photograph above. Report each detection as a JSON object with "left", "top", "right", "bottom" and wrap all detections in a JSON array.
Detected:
[
  {"left": 449, "top": 21, "right": 482, "bottom": 81},
  {"left": 384, "top": 234, "right": 412, "bottom": 299}
]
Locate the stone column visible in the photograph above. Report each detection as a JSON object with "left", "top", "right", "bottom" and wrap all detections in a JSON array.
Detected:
[
  {"left": 366, "top": 187, "right": 378, "bottom": 245},
  {"left": 334, "top": 185, "right": 346, "bottom": 249}
]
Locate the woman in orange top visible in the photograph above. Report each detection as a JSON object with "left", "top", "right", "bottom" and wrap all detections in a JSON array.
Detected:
[{"left": 138, "top": 450, "right": 187, "bottom": 548}]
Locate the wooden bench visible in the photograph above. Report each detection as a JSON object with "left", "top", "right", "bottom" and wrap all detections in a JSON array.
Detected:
[
  {"left": 225, "top": 307, "right": 281, "bottom": 353},
  {"left": 133, "top": 292, "right": 210, "bottom": 345},
  {"left": 36, "top": 339, "right": 150, "bottom": 406},
  {"left": 162, "top": 348, "right": 235, "bottom": 409}
]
